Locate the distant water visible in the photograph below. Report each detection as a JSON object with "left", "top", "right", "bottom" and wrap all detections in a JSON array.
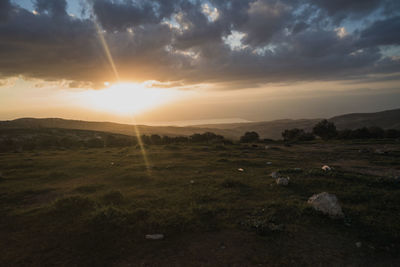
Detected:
[{"left": 145, "top": 118, "right": 253, "bottom": 127}]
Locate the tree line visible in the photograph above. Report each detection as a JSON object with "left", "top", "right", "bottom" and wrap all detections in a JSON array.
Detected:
[
  {"left": 0, "top": 131, "right": 230, "bottom": 152},
  {"left": 281, "top": 119, "right": 400, "bottom": 141}
]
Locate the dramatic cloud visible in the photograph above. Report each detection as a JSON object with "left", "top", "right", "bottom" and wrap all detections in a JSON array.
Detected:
[
  {"left": 0, "top": 0, "right": 12, "bottom": 22},
  {"left": 0, "top": 0, "right": 399, "bottom": 89}
]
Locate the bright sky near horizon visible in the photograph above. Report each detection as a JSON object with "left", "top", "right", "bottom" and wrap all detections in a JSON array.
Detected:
[{"left": 0, "top": 0, "right": 399, "bottom": 124}]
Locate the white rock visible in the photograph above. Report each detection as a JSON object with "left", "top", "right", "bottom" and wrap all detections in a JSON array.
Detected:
[
  {"left": 321, "top": 165, "right": 331, "bottom": 171},
  {"left": 145, "top": 234, "right": 164, "bottom": 240},
  {"left": 190, "top": 180, "right": 195, "bottom": 184},
  {"left": 266, "top": 162, "right": 272, "bottom": 165},
  {"left": 238, "top": 168, "right": 244, "bottom": 172},
  {"left": 308, "top": 192, "right": 344, "bottom": 218},
  {"left": 271, "top": 171, "right": 280, "bottom": 179},
  {"left": 276, "top": 177, "right": 290, "bottom": 186},
  {"left": 356, "top": 242, "right": 362, "bottom": 248}
]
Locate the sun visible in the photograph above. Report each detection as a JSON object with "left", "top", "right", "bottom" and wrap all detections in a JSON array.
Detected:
[{"left": 77, "top": 82, "right": 185, "bottom": 115}]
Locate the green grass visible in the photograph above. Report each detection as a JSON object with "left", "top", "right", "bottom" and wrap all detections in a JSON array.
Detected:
[{"left": 0, "top": 142, "right": 399, "bottom": 266}]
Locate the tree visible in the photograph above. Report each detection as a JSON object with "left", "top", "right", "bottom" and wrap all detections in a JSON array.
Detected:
[
  {"left": 282, "top": 128, "right": 315, "bottom": 141},
  {"left": 240, "top": 131, "right": 260, "bottom": 143},
  {"left": 312, "top": 120, "right": 337, "bottom": 140},
  {"left": 368, "top": 126, "right": 384, "bottom": 139},
  {"left": 385, "top": 129, "right": 400, "bottom": 139},
  {"left": 150, "top": 134, "right": 162, "bottom": 145}
]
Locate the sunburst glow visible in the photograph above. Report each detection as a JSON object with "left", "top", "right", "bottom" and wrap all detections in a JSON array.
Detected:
[{"left": 77, "top": 82, "right": 186, "bottom": 115}]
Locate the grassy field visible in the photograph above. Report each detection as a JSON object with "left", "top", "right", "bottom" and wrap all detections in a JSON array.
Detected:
[{"left": 0, "top": 141, "right": 399, "bottom": 266}]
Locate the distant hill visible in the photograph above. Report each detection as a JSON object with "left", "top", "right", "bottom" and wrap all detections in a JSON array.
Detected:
[
  {"left": 0, "top": 118, "right": 236, "bottom": 139},
  {"left": 0, "top": 108, "right": 399, "bottom": 140},
  {"left": 330, "top": 108, "right": 400, "bottom": 130}
]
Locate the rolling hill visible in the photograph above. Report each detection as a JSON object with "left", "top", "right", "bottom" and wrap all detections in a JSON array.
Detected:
[{"left": 0, "top": 108, "right": 399, "bottom": 140}]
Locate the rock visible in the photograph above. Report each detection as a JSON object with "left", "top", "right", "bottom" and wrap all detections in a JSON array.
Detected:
[
  {"left": 238, "top": 168, "right": 244, "bottom": 172},
  {"left": 266, "top": 162, "right": 272, "bottom": 165},
  {"left": 190, "top": 180, "right": 195, "bottom": 184},
  {"left": 308, "top": 192, "right": 344, "bottom": 218},
  {"left": 271, "top": 171, "right": 280, "bottom": 179},
  {"left": 145, "top": 234, "right": 164, "bottom": 240},
  {"left": 276, "top": 177, "right": 290, "bottom": 186},
  {"left": 321, "top": 165, "right": 331, "bottom": 171},
  {"left": 265, "top": 146, "right": 270, "bottom": 150},
  {"left": 356, "top": 242, "right": 362, "bottom": 248}
]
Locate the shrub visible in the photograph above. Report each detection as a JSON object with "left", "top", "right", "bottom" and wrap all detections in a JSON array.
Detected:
[
  {"left": 312, "top": 120, "right": 337, "bottom": 140},
  {"left": 240, "top": 131, "right": 260, "bottom": 143},
  {"left": 282, "top": 128, "right": 315, "bottom": 141}
]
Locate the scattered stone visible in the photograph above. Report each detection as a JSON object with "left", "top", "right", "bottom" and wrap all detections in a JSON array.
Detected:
[
  {"left": 271, "top": 171, "right": 280, "bottom": 179},
  {"left": 238, "top": 168, "right": 244, "bottom": 172},
  {"left": 110, "top": 162, "right": 114, "bottom": 166},
  {"left": 276, "top": 177, "right": 290, "bottom": 186},
  {"left": 145, "top": 234, "right": 164, "bottom": 240},
  {"left": 190, "top": 180, "right": 195, "bottom": 184},
  {"left": 356, "top": 242, "right": 362, "bottom": 248},
  {"left": 266, "top": 162, "right": 272, "bottom": 165},
  {"left": 321, "top": 165, "right": 331, "bottom": 171},
  {"left": 265, "top": 145, "right": 270, "bottom": 150},
  {"left": 308, "top": 192, "right": 344, "bottom": 218}
]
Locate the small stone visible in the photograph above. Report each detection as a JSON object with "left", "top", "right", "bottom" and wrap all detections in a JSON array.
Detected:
[
  {"left": 145, "top": 234, "right": 164, "bottom": 240},
  {"left": 190, "top": 180, "right": 195, "bottom": 184},
  {"left": 271, "top": 171, "right": 280, "bottom": 179},
  {"left": 266, "top": 162, "right": 272, "bottom": 165},
  {"left": 110, "top": 162, "right": 114, "bottom": 166},
  {"left": 356, "top": 242, "right": 362, "bottom": 248},
  {"left": 238, "top": 168, "right": 244, "bottom": 172},
  {"left": 276, "top": 177, "right": 289, "bottom": 186},
  {"left": 321, "top": 165, "right": 331, "bottom": 171},
  {"left": 308, "top": 192, "right": 344, "bottom": 218},
  {"left": 265, "top": 146, "right": 270, "bottom": 150}
]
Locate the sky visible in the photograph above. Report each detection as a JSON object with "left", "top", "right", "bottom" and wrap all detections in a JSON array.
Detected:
[{"left": 0, "top": 0, "right": 399, "bottom": 125}]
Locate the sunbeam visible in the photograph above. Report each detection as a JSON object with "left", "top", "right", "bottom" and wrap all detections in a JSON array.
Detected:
[{"left": 91, "top": 8, "right": 151, "bottom": 175}]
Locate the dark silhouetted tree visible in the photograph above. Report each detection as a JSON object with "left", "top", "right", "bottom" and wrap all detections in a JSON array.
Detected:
[
  {"left": 312, "top": 120, "right": 337, "bottom": 140},
  {"left": 282, "top": 128, "right": 315, "bottom": 141},
  {"left": 368, "top": 126, "right": 385, "bottom": 139},
  {"left": 150, "top": 134, "right": 162, "bottom": 145},
  {"left": 240, "top": 131, "right": 260, "bottom": 143},
  {"left": 385, "top": 129, "right": 400, "bottom": 139}
]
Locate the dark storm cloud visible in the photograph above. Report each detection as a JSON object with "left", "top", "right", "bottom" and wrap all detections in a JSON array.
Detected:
[
  {"left": 0, "top": 0, "right": 12, "bottom": 22},
  {"left": 0, "top": 0, "right": 399, "bottom": 88},
  {"left": 35, "top": 0, "right": 68, "bottom": 17},
  {"left": 310, "top": 0, "right": 382, "bottom": 16},
  {"left": 359, "top": 16, "right": 400, "bottom": 46},
  {"left": 92, "top": 0, "right": 159, "bottom": 30}
]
